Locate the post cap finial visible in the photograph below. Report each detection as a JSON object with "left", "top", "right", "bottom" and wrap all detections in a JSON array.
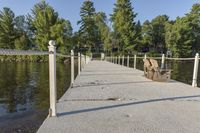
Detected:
[
  {"left": 196, "top": 53, "right": 199, "bottom": 56},
  {"left": 49, "top": 40, "right": 56, "bottom": 46}
]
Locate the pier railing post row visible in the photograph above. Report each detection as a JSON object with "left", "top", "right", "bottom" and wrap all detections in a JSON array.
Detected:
[
  {"left": 161, "top": 54, "right": 165, "bottom": 69},
  {"left": 48, "top": 40, "right": 57, "bottom": 117},
  {"left": 71, "top": 50, "right": 74, "bottom": 87},
  {"left": 78, "top": 53, "right": 81, "bottom": 75},
  {"left": 134, "top": 54, "right": 137, "bottom": 69},
  {"left": 192, "top": 53, "right": 199, "bottom": 87},
  {"left": 127, "top": 55, "right": 129, "bottom": 67}
]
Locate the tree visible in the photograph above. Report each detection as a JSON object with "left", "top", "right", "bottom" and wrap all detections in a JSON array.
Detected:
[
  {"left": 78, "top": 0, "right": 100, "bottom": 52},
  {"left": 165, "top": 17, "right": 192, "bottom": 57},
  {"left": 28, "top": 1, "right": 58, "bottom": 51},
  {"left": 141, "top": 20, "right": 153, "bottom": 52},
  {"left": 28, "top": 1, "right": 73, "bottom": 53},
  {"left": 111, "top": 0, "right": 137, "bottom": 54},
  {"left": 51, "top": 19, "right": 73, "bottom": 54},
  {"left": 185, "top": 3, "right": 200, "bottom": 54},
  {"left": 0, "top": 7, "right": 16, "bottom": 49},
  {"left": 151, "top": 15, "right": 169, "bottom": 53},
  {"left": 134, "top": 21, "right": 142, "bottom": 51},
  {"left": 14, "top": 15, "right": 31, "bottom": 50},
  {"left": 95, "top": 12, "right": 111, "bottom": 53}
]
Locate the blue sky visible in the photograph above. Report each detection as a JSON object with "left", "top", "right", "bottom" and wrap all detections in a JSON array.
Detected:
[{"left": 0, "top": 0, "right": 199, "bottom": 32}]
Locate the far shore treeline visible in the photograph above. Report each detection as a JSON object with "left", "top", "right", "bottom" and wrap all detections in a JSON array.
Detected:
[{"left": 0, "top": 0, "right": 200, "bottom": 62}]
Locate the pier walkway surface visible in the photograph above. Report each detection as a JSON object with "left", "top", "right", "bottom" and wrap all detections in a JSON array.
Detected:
[{"left": 38, "top": 60, "right": 200, "bottom": 133}]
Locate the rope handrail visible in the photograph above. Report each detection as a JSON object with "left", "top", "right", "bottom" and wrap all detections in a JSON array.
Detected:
[
  {"left": 106, "top": 56, "right": 197, "bottom": 61},
  {"left": 166, "top": 57, "right": 195, "bottom": 60},
  {"left": 0, "top": 48, "right": 49, "bottom": 55},
  {"left": 56, "top": 53, "right": 71, "bottom": 58},
  {"left": 0, "top": 49, "right": 83, "bottom": 58}
]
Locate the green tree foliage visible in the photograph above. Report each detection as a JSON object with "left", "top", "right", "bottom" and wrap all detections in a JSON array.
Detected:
[
  {"left": 78, "top": 0, "right": 100, "bottom": 52},
  {"left": 111, "top": 0, "right": 137, "bottom": 53},
  {"left": 14, "top": 15, "right": 31, "bottom": 50},
  {"left": 165, "top": 4, "right": 200, "bottom": 57},
  {"left": 95, "top": 12, "right": 111, "bottom": 53},
  {"left": 151, "top": 15, "right": 169, "bottom": 53},
  {"left": 28, "top": 1, "right": 73, "bottom": 53},
  {"left": 141, "top": 20, "right": 153, "bottom": 52},
  {"left": 142, "top": 15, "right": 169, "bottom": 53},
  {"left": 165, "top": 17, "right": 192, "bottom": 57},
  {"left": 134, "top": 21, "right": 142, "bottom": 51},
  {"left": 0, "top": 7, "right": 16, "bottom": 49},
  {"left": 185, "top": 3, "right": 200, "bottom": 54}
]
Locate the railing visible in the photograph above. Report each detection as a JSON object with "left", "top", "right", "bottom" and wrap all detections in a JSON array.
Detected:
[
  {"left": 0, "top": 40, "right": 92, "bottom": 117},
  {"left": 105, "top": 53, "right": 199, "bottom": 88}
]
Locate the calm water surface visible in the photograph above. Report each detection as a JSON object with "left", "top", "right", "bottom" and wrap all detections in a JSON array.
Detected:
[{"left": 0, "top": 61, "right": 77, "bottom": 132}]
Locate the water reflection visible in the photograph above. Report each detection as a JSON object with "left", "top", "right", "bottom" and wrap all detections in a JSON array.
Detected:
[{"left": 0, "top": 61, "right": 77, "bottom": 116}]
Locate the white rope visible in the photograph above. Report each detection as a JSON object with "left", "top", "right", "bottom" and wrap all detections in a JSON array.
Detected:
[
  {"left": 56, "top": 53, "right": 71, "bottom": 58},
  {"left": 0, "top": 49, "right": 49, "bottom": 55},
  {"left": 166, "top": 57, "right": 195, "bottom": 60},
  {"left": 107, "top": 56, "right": 195, "bottom": 61}
]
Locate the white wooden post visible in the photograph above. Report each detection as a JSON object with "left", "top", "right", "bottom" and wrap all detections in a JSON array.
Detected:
[
  {"left": 118, "top": 56, "right": 120, "bottom": 65},
  {"left": 78, "top": 52, "right": 80, "bottom": 75},
  {"left": 85, "top": 55, "right": 86, "bottom": 64},
  {"left": 122, "top": 55, "right": 124, "bottom": 66},
  {"left": 81, "top": 54, "right": 83, "bottom": 70},
  {"left": 127, "top": 55, "right": 129, "bottom": 67},
  {"left": 161, "top": 54, "right": 165, "bottom": 69},
  {"left": 144, "top": 54, "right": 147, "bottom": 59},
  {"left": 101, "top": 53, "right": 104, "bottom": 61},
  {"left": 71, "top": 50, "right": 74, "bottom": 87},
  {"left": 48, "top": 40, "right": 57, "bottom": 117},
  {"left": 192, "top": 53, "right": 199, "bottom": 87},
  {"left": 134, "top": 54, "right": 137, "bottom": 69}
]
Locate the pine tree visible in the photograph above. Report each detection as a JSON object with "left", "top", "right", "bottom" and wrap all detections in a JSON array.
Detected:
[
  {"left": 141, "top": 20, "right": 153, "bottom": 52},
  {"left": 14, "top": 15, "right": 31, "bottom": 50},
  {"left": 151, "top": 15, "right": 169, "bottom": 53},
  {"left": 185, "top": 3, "right": 200, "bottom": 54},
  {"left": 134, "top": 21, "right": 142, "bottom": 51},
  {"left": 95, "top": 12, "right": 111, "bottom": 52},
  {"left": 111, "top": 0, "right": 137, "bottom": 54},
  {"left": 78, "top": 0, "right": 100, "bottom": 52},
  {"left": 0, "top": 7, "right": 16, "bottom": 49},
  {"left": 165, "top": 17, "right": 192, "bottom": 57},
  {"left": 28, "top": 1, "right": 59, "bottom": 51},
  {"left": 28, "top": 1, "right": 73, "bottom": 53}
]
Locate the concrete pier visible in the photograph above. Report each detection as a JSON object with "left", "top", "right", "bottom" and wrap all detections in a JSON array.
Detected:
[{"left": 38, "top": 61, "right": 200, "bottom": 133}]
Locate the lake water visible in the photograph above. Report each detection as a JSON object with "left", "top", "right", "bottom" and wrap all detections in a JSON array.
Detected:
[
  {"left": 0, "top": 59, "right": 199, "bottom": 132},
  {"left": 0, "top": 61, "right": 78, "bottom": 133}
]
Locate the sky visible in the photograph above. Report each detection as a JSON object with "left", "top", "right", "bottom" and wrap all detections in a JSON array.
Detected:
[{"left": 0, "top": 0, "right": 200, "bottom": 32}]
